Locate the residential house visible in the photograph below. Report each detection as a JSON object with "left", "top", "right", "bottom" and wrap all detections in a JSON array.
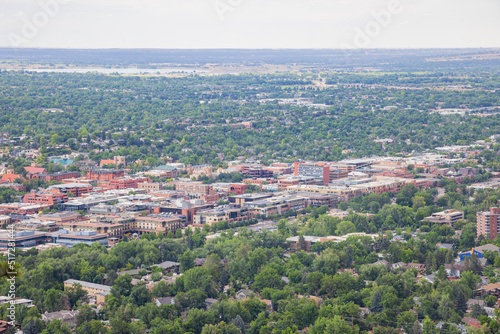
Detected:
[
  {"left": 155, "top": 297, "right": 175, "bottom": 306},
  {"left": 42, "top": 310, "right": 79, "bottom": 328},
  {"left": 236, "top": 289, "right": 254, "bottom": 300},
  {"left": 445, "top": 264, "right": 461, "bottom": 278}
]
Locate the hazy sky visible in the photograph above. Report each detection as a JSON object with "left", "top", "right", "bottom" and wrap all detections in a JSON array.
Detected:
[{"left": 1, "top": 0, "right": 499, "bottom": 49}]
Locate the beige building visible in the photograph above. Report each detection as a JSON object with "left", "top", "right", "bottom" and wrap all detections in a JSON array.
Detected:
[
  {"left": 138, "top": 182, "right": 161, "bottom": 193},
  {"left": 64, "top": 279, "right": 110, "bottom": 304},
  {"left": 194, "top": 205, "right": 253, "bottom": 225}
]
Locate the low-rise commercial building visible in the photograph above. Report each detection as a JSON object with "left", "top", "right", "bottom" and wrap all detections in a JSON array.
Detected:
[
  {"left": 244, "top": 195, "right": 309, "bottom": 217},
  {"left": 423, "top": 210, "right": 464, "bottom": 227},
  {"left": 52, "top": 230, "right": 109, "bottom": 247},
  {"left": 194, "top": 204, "right": 253, "bottom": 225}
]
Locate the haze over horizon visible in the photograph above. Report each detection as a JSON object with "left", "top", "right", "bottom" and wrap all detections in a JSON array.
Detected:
[{"left": 1, "top": 0, "right": 499, "bottom": 49}]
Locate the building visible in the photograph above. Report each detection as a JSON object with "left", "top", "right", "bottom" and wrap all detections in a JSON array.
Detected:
[
  {"left": 64, "top": 279, "right": 110, "bottom": 304},
  {"left": 38, "top": 212, "right": 81, "bottom": 223},
  {"left": 26, "top": 171, "right": 79, "bottom": 183},
  {"left": 0, "top": 182, "right": 26, "bottom": 192},
  {"left": 48, "top": 183, "right": 93, "bottom": 197},
  {"left": 0, "top": 296, "right": 34, "bottom": 307},
  {"left": 50, "top": 157, "right": 74, "bottom": 167},
  {"left": 109, "top": 177, "right": 150, "bottom": 190},
  {"left": 228, "top": 193, "right": 274, "bottom": 205},
  {"left": 423, "top": 210, "right": 464, "bottom": 227},
  {"left": 193, "top": 204, "right": 253, "bottom": 225},
  {"left": 173, "top": 181, "right": 218, "bottom": 202},
  {"left": 0, "top": 203, "right": 51, "bottom": 215},
  {"left": 144, "top": 168, "right": 179, "bottom": 179},
  {"left": 244, "top": 195, "right": 309, "bottom": 217},
  {"left": 23, "top": 190, "right": 68, "bottom": 206},
  {"left": 42, "top": 310, "right": 79, "bottom": 328},
  {"left": 243, "top": 167, "right": 274, "bottom": 178},
  {"left": 152, "top": 200, "right": 214, "bottom": 224},
  {"left": 460, "top": 244, "right": 500, "bottom": 261},
  {"left": 134, "top": 215, "right": 183, "bottom": 235},
  {"left": 0, "top": 230, "right": 51, "bottom": 248},
  {"left": 278, "top": 176, "right": 317, "bottom": 191},
  {"left": 100, "top": 156, "right": 126, "bottom": 168},
  {"left": 87, "top": 168, "right": 125, "bottom": 181},
  {"left": 478, "top": 207, "right": 500, "bottom": 239},
  {"left": 57, "top": 220, "right": 125, "bottom": 239},
  {"left": 52, "top": 230, "right": 109, "bottom": 247},
  {"left": 293, "top": 162, "right": 330, "bottom": 186},
  {"left": 59, "top": 194, "right": 120, "bottom": 212},
  {"left": 138, "top": 182, "right": 161, "bottom": 193}
]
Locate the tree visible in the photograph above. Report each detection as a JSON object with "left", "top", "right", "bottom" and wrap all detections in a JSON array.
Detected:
[
  {"left": 298, "top": 235, "right": 306, "bottom": 251},
  {"left": 231, "top": 315, "right": 246, "bottom": 333},
  {"left": 335, "top": 220, "right": 356, "bottom": 236},
  {"left": 471, "top": 304, "right": 487, "bottom": 319},
  {"left": 252, "top": 267, "right": 284, "bottom": 292},
  {"left": 179, "top": 251, "right": 195, "bottom": 273},
  {"left": 397, "top": 311, "right": 417, "bottom": 334},
  {"left": 370, "top": 290, "right": 383, "bottom": 313},
  {"left": 201, "top": 321, "right": 241, "bottom": 334},
  {"left": 437, "top": 265, "right": 448, "bottom": 281},
  {"left": 412, "top": 320, "right": 423, "bottom": 334}
]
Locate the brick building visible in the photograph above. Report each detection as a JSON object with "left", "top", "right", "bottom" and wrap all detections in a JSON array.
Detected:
[
  {"left": 109, "top": 177, "right": 150, "bottom": 190},
  {"left": 23, "top": 190, "right": 69, "bottom": 206},
  {"left": 87, "top": 169, "right": 125, "bottom": 181}
]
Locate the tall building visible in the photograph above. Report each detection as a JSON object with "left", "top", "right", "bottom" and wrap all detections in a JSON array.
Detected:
[
  {"left": 477, "top": 207, "right": 500, "bottom": 239},
  {"left": 293, "top": 162, "right": 330, "bottom": 186}
]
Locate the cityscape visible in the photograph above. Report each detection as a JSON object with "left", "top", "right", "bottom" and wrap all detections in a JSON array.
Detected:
[{"left": 0, "top": 1, "right": 500, "bottom": 332}]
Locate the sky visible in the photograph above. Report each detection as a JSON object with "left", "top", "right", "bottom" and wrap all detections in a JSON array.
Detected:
[{"left": 0, "top": 0, "right": 499, "bottom": 49}]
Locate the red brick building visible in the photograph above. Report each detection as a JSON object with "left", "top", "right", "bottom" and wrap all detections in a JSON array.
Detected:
[
  {"left": 27, "top": 171, "right": 80, "bottom": 182},
  {"left": 23, "top": 190, "right": 68, "bottom": 206},
  {"left": 109, "top": 177, "right": 151, "bottom": 190},
  {"left": 87, "top": 169, "right": 125, "bottom": 181}
]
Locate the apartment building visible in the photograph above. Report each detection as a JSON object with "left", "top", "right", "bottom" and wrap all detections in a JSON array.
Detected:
[
  {"left": 64, "top": 279, "right": 110, "bottom": 304},
  {"left": 478, "top": 207, "right": 500, "bottom": 239}
]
